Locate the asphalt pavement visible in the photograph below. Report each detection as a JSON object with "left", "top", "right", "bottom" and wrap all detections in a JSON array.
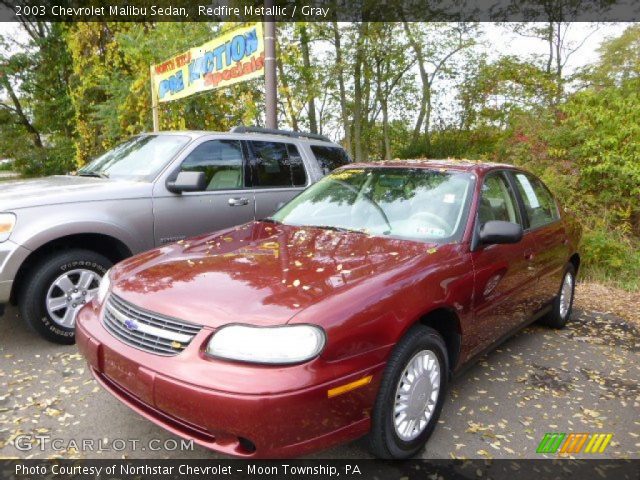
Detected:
[{"left": 0, "top": 303, "right": 638, "bottom": 460}]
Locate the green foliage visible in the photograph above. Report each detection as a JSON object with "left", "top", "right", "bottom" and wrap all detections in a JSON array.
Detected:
[
  {"left": 580, "top": 229, "right": 640, "bottom": 291},
  {"left": 488, "top": 26, "right": 640, "bottom": 289},
  {"left": 1, "top": 22, "right": 638, "bottom": 290},
  {"left": 65, "top": 22, "right": 264, "bottom": 164},
  {"left": 0, "top": 23, "right": 76, "bottom": 176}
]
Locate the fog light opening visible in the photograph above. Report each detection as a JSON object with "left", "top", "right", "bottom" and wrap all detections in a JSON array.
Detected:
[{"left": 238, "top": 437, "right": 256, "bottom": 454}]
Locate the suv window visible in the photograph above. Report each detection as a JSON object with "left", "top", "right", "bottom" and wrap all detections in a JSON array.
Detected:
[
  {"left": 513, "top": 173, "right": 559, "bottom": 228},
  {"left": 179, "top": 140, "right": 244, "bottom": 191},
  {"left": 310, "top": 145, "right": 351, "bottom": 174},
  {"left": 249, "top": 141, "right": 307, "bottom": 188},
  {"left": 479, "top": 173, "right": 522, "bottom": 226}
]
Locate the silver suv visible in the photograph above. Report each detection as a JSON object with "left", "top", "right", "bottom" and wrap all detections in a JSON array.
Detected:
[{"left": 0, "top": 127, "right": 351, "bottom": 343}]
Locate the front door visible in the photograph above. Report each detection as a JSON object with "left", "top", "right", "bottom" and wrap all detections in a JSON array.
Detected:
[
  {"left": 152, "top": 139, "right": 255, "bottom": 245},
  {"left": 470, "top": 171, "right": 533, "bottom": 355}
]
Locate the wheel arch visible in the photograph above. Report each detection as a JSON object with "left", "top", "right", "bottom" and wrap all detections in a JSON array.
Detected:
[
  {"left": 569, "top": 252, "right": 580, "bottom": 274},
  {"left": 10, "top": 233, "right": 132, "bottom": 305},
  {"left": 415, "top": 307, "right": 462, "bottom": 375}
]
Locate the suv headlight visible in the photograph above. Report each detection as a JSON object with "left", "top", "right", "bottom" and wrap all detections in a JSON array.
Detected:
[
  {"left": 96, "top": 268, "right": 111, "bottom": 305},
  {"left": 206, "top": 324, "right": 325, "bottom": 365},
  {"left": 0, "top": 213, "right": 16, "bottom": 242}
]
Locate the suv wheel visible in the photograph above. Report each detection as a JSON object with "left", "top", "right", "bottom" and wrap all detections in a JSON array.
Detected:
[
  {"left": 368, "top": 325, "right": 448, "bottom": 459},
  {"left": 19, "top": 249, "right": 111, "bottom": 344},
  {"left": 540, "top": 264, "right": 576, "bottom": 329}
]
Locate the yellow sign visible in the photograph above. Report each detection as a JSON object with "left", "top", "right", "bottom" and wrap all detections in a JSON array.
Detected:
[{"left": 151, "top": 23, "right": 264, "bottom": 103}]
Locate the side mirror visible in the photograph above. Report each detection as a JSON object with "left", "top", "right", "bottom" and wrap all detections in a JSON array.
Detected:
[
  {"left": 479, "top": 220, "right": 523, "bottom": 245},
  {"left": 166, "top": 171, "right": 206, "bottom": 194}
]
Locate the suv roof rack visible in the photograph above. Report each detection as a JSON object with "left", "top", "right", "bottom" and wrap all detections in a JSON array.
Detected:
[{"left": 230, "top": 125, "right": 332, "bottom": 143}]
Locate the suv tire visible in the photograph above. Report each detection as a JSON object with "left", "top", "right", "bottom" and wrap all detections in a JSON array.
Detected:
[
  {"left": 368, "top": 325, "right": 448, "bottom": 459},
  {"left": 19, "top": 249, "right": 111, "bottom": 344}
]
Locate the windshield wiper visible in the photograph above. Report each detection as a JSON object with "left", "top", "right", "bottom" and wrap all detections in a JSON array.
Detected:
[
  {"left": 261, "top": 218, "right": 281, "bottom": 224},
  {"left": 305, "top": 225, "right": 367, "bottom": 235},
  {"left": 76, "top": 171, "right": 110, "bottom": 179}
]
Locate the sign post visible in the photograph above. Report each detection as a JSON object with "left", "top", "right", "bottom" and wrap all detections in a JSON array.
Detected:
[
  {"left": 150, "top": 64, "right": 159, "bottom": 132},
  {"left": 263, "top": 0, "right": 277, "bottom": 129}
]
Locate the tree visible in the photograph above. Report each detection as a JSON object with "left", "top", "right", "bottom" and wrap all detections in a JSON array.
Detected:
[
  {"left": 0, "top": 21, "right": 75, "bottom": 175},
  {"left": 458, "top": 56, "right": 557, "bottom": 129},
  {"left": 509, "top": 1, "right": 602, "bottom": 101},
  {"left": 402, "top": 22, "right": 477, "bottom": 148}
]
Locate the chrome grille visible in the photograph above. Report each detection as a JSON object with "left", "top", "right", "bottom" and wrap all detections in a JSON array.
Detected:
[{"left": 102, "top": 294, "right": 202, "bottom": 356}]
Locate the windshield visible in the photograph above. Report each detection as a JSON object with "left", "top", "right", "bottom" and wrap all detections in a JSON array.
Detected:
[
  {"left": 76, "top": 135, "right": 190, "bottom": 180},
  {"left": 272, "top": 167, "right": 474, "bottom": 243}
]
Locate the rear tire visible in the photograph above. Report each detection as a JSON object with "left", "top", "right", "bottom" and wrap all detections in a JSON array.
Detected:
[
  {"left": 19, "top": 249, "right": 111, "bottom": 344},
  {"left": 540, "top": 264, "right": 576, "bottom": 329},
  {"left": 368, "top": 325, "right": 448, "bottom": 459}
]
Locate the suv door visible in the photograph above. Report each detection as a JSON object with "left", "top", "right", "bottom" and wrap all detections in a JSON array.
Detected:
[
  {"left": 152, "top": 138, "right": 255, "bottom": 245},
  {"left": 510, "top": 171, "right": 568, "bottom": 311},
  {"left": 245, "top": 140, "right": 309, "bottom": 220},
  {"left": 470, "top": 171, "right": 532, "bottom": 354}
]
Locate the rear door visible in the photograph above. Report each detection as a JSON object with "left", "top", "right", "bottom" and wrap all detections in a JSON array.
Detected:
[
  {"left": 152, "top": 137, "right": 255, "bottom": 245},
  {"left": 470, "top": 170, "right": 532, "bottom": 354},
  {"left": 246, "top": 140, "right": 309, "bottom": 220},
  {"left": 509, "top": 171, "right": 568, "bottom": 311}
]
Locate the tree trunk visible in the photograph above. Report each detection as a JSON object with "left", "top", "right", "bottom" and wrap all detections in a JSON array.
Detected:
[
  {"left": 402, "top": 21, "right": 430, "bottom": 147},
  {"left": 382, "top": 98, "right": 391, "bottom": 160},
  {"left": 299, "top": 24, "right": 318, "bottom": 134},
  {"left": 554, "top": 21, "right": 563, "bottom": 102},
  {"left": 332, "top": 21, "right": 350, "bottom": 156},
  {"left": 276, "top": 57, "right": 299, "bottom": 131},
  {"left": 353, "top": 22, "right": 368, "bottom": 162}
]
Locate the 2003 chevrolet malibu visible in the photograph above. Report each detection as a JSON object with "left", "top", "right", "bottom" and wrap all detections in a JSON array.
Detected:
[{"left": 76, "top": 160, "right": 581, "bottom": 458}]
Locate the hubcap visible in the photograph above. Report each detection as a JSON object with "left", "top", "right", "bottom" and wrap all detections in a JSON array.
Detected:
[
  {"left": 393, "top": 350, "right": 441, "bottom": 441},
  {"left": 559, "top": 271, "right": 574, "bottom": 319},
  {"left": 46, "top": 269, "right": 101, "bottom": 328}
]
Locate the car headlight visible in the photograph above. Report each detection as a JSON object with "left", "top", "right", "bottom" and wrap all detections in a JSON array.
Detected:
[
  {"left": 96, "top": 268, "right": 111, "bottom": 305},
  {"left": 206, "top": 324, "right": 326, "bottom": 365},
  {"left": 0, "top": 213, "right": 16, "bottom": 242}
]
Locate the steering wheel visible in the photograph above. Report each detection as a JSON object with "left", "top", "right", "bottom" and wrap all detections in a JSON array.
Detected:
[{"left": 410, "top": 211, "right": 453, "bottom": 233}]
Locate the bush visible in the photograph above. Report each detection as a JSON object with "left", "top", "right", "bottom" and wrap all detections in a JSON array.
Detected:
[{"left": 580, "top": 228, "right": 640, "bottom": 291}]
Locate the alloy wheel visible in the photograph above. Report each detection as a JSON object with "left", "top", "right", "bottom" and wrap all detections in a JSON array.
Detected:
[{"left": 45, "top": 269, "right": 101, "bottom": 328}]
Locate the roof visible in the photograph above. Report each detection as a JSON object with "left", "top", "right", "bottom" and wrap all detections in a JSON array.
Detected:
[
  {"left": 142, "top": 129, "right": 340, "bottom": 145},
  {"left": 345, "top": 158, "right": 516, "bottom": 173}
]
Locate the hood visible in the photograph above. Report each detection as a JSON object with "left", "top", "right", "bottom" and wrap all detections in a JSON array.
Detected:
[
  {"left": 111, "top": 221, "right": 437, "bottom": 329},
  {"left": 0, "top": 176, "right": 152, "bottom": 210}
]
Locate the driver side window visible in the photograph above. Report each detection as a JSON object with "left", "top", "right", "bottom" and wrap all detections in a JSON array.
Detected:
[
  {"left": 179, "top": 140, "right": 244, "bottom": 191},
  {"left": 479, "top": 174, "right": 521, "bottom": 226}
]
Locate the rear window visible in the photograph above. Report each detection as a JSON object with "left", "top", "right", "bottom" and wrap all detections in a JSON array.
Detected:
[
  {"left": 310, "top": 145, "right": 352, "bottom": 175},
  {"left": 513, "top": 173, "right": 560, "bottom": 229},
  {"left": 249, "top": 141, "right": 307, "bottom": 188}
]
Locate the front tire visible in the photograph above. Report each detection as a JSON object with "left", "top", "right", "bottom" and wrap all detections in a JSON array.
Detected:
[
  {"left": 369, "top": 325, "right": 448, "bottom": 459},
  {"left": 19, "top": 249, "right": 111, "bottom": 344},
  {"left": 540, "top": 264, "right": 576, "bottom": 329}
]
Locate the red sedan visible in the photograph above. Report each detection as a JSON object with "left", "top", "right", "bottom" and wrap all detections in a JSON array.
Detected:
[{"left": 76, "top": 160, "right": 581, "bottom": 459}]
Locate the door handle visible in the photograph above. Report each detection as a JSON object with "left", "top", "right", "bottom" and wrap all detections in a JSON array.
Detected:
[
  {"left": 524, "top": 251, "right": 535, "bottom": 261},
  {"left": 228, "top": 197, "right": 249, "bottom": 206}
]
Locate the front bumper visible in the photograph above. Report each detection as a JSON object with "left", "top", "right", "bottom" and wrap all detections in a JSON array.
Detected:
[
  {"left": 0, "top": 240, "right": 31, "bottom": 304},
  {"left": 76, "top": 301, "right": 384, "bottom": 458}
]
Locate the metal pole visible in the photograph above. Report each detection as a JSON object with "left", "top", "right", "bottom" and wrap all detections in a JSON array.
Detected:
[
  {"left": 263, "top": 0, "right": 277, "bottom": 129},
  {"left": 150, "top": 64, "right": 159, "bottom": 132}
]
